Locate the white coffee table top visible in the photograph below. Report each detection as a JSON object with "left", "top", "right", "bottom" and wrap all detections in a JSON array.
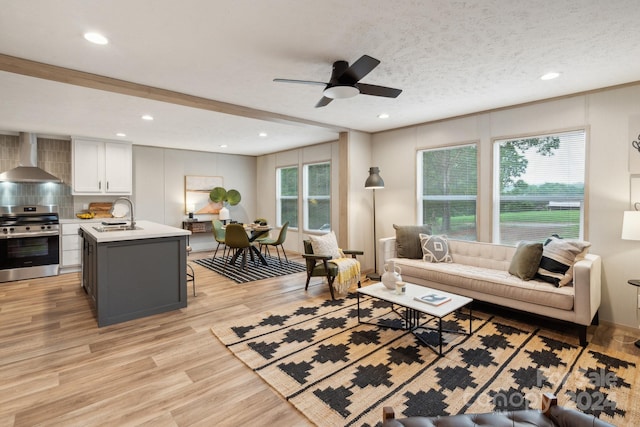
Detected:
[{"left": 357, "top": 282, "right": 473, "bottom": 318}]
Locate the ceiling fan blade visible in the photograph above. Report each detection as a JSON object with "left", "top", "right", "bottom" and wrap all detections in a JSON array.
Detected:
[
  {"left": 341, "top": 55, "right": 380, "bottom": 84},
  {"left": 357, "top": 83, "right": 402, "bottom": 98},
  {"left": 273, "top": 78, "right": 328, "bottom": 86},
  {"left": 315, "top": 96, "right": 333, "bottom": 108}
]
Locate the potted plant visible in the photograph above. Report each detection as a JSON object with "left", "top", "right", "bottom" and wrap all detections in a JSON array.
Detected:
[{"left": 209, "top": 187, "right": 241, "bottom": 222}]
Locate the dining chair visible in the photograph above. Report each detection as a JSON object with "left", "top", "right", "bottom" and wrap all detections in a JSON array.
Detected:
[
  {"left": 211, "top": 219, "right": 226, "bottom": 260},
  {"left": 223, "top": 223, "right": 252, "bottom": 271},
  {"left": 258, "top": 221, "right": 289, "bottom": 263}
]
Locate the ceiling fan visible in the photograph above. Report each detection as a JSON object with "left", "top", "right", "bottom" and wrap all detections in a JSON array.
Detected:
[{"left": 274, "top": 55, "right": 402, "bottom": 108}]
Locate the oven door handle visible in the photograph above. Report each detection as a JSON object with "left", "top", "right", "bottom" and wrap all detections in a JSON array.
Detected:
[{"left": 0, "top": 230, "right": 60, "bottom": 239}]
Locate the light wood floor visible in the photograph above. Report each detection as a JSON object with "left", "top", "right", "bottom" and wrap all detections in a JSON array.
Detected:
[{"left": 1, "top": 251, "right": 639, "bottom": 426}]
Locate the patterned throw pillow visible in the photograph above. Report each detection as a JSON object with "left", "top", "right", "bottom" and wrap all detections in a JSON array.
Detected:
[
  {"left": 309, "top": 231, "right": 342, "bottom": 259},
  {"left": 419, "top": 233, "right": 453, "bottom": 263},
  {"left": 536, "top": 235, "right": 591, "bottom": 287}
]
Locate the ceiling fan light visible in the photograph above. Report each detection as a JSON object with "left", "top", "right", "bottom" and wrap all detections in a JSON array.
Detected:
[{"left": 324, "top": 85, "right": 359, "bottom": 99}]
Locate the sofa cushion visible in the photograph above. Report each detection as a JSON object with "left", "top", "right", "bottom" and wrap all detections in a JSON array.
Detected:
[
  {"left": 508, "top": 241, "right": 543, "bottom": 281},
  {"left": 390, "top": 258, "right": 575, "bottom": 311},
  {"left": 419, "top": 233, "right": 453, "bottom": 263},
  {"left": 537, "top": 235, "right": 591, "bottom": 287},
  {"left": 394, "top": 224, "right": 432, "bottom": 259}
]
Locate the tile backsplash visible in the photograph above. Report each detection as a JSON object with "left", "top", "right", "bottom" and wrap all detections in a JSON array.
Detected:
[{"left": 0, "top": 134, "right": 74, "bottom": 218}]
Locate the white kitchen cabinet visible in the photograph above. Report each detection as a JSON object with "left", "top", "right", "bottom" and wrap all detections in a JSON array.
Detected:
[
  {"left": 60, "top": 222, "right": 82, "bottom": 271},
  {"left": 72, "top": 138, "right": 132, "bottom": 195}
]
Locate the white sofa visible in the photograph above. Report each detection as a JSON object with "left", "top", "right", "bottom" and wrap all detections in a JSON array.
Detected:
[{"left": 379, "top": 237, "right": 602, "bottom": 345}]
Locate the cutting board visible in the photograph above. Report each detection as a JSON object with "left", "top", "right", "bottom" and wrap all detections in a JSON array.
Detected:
[{"left": 89, "top": 202, "right": 113, "bottom": 218}]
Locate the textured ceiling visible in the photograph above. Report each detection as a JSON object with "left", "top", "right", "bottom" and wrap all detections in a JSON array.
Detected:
[{"left": 0, "top": 0, "right": 639, "bottom": 155}]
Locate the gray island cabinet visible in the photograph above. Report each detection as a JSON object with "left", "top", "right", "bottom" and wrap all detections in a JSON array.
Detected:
[{"left": 79, "top": 220, "right": 191, "bottom": 327}]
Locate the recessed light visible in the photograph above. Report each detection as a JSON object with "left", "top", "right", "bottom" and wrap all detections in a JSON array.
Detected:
[
  {"left": 540, "top": 72, "right": 560, "bottom": 81},
  {"left": 378, "top": 113, "right": 390, "bottom": 119},
  {"left": 84, "top": 32, "right": 109, "bottom": 45},
  {"left": 259, "top": 132, "right": 268, "bottom": 137},
  {"left": 219, "top": 144, "right": 228, "bottom": 148},
  {"left": 141, "top": 115, "right": 154, "bottom": 121},
  {"left": 116, "top": 133, "right": 126, "bottom": 137}
]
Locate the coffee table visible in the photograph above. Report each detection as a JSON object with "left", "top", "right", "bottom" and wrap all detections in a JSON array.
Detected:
[{"left": 357, "top": 282, "right": 473, "bottom": 356}]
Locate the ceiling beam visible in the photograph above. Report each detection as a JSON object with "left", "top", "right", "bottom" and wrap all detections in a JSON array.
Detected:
[{"left": 0, "top": 53, "right": 348, "bottom": 133}]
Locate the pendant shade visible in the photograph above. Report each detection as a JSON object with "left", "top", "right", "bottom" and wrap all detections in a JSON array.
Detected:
[{"left": 365, "top": 167, "right": 384, "bottom": 189}]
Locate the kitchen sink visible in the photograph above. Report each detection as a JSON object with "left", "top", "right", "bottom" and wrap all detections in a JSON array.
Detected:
[{"left": 92, "top": 225, "right": 143, "bottom": 232}]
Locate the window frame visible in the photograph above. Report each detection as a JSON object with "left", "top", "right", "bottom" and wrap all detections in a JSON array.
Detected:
[
  {"left": 303, "top": 161, "right": 331, "bottom": 234},
  {"left": 417, "top": 142, "right": 479, "bottom": 241},
  {"left": 491, "top": 128, "right": 587, "bottom": 245},
  {"left": 276, "top": 165, "right": 299, "bottom": 229}
]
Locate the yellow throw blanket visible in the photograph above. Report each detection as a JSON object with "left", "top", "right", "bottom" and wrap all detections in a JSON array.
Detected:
[{"left": 330, "top": 257, "right": 360, "bottom": 296}]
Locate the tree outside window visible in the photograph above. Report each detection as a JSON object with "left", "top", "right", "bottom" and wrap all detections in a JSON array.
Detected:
[
  {"left": 418, "top": 144, "right": 478, "bottom": 240},
  {"left": 304, "top": 162, "right": 330, "bottom": 232},
  {"left": 493, "top": 130, "right": 586, "bottom": 244},
  {"left": 277, "top": 166, "right": 298, "bottom": 228}
]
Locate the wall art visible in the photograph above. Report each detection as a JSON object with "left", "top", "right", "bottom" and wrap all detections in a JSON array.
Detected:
[{"left": 184, "top": 175, "right": 223, "bottom": 214}]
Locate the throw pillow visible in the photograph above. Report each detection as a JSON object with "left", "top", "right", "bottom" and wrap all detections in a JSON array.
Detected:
[
  {"left": 309, "top": 231, "right": 342, "bottom": 259},
  {"left": 420, "top": 233, "right": 453, "bottom": 263},
  {"left": 394, "top": 224, "right": 433, "bottom": 259},
  {"left": 536, "top": 234, "right": 591, "bottom": 287},
  {"left": 508, "top": 241, "right": 543, "bottom": 281}
]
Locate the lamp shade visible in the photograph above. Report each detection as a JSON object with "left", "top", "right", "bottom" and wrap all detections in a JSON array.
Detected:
[
  {"left": 622, "top": 211, "right": 640, "bottom": 240},
  {"left": 365, "top": 167, "right": 384, "bottom": 189}
]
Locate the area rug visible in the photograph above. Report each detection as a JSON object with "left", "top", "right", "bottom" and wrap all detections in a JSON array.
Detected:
[
  {"left": 211, "top": 293, "right": 639, "bottom": 426},
  {"left": 194, "top": 254, "right": 306, "bottom": 283}
]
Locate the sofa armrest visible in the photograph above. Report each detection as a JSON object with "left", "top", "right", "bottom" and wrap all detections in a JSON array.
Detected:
[
  {"left": 379, "top": 237, "right": 398, "bottom": 276},
  {"left": 572, "top": 253, "right": 602, "bottom": 326}
]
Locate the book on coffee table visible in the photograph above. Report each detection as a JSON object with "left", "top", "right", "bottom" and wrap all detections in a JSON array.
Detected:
[{"left": 414, "top": 292, "right": 452, "bottom": 306}]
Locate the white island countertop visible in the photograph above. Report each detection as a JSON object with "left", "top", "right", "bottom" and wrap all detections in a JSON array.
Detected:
[{"left": 79, "top": 220, "right": 191, "bottom": 243}]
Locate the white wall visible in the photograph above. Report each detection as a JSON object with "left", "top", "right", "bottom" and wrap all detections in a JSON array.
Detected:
[
  {"left": 133, "top": 145, "right": 257, "bottom": 252},
  {"left": 371, "top": 83, "right": 640, "bottom": 328}
]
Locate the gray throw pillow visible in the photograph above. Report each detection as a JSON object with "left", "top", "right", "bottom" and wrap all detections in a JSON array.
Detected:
[
  {"left": 394, "top": 224, "right": 432, "bottom": 259},
  {"left": 508, "top": 241, "right": 543, "bottom": 281}
]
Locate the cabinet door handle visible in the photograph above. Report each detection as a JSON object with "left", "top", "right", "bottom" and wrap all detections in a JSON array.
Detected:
[
  {"left": 98, "top": 181, "right": 101, "bottom": 190},
  {"left": 107, "top": 181, "right": 109, "bottom": 190}
]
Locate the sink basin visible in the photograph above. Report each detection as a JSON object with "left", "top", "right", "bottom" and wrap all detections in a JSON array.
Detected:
[{"left": 92, "top": 225, "right": 143, "bottom": 232}]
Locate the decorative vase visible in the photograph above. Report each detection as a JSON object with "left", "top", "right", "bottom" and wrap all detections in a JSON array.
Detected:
[{"left": 381, "top": 260, "right": 402, "bottom": 290}]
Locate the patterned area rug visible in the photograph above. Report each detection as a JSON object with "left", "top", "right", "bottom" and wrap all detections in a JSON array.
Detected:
[
  {"left": 194, "top": 254, "right": 306, "bottom": 283},
  {"left": 211, "top": 293, "right": 639, "bottom": 426}
]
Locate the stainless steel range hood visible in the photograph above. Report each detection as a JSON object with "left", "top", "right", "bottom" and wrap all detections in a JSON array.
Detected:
[{"left": 0, "top": 133, "right": 62, "bottom": 183}]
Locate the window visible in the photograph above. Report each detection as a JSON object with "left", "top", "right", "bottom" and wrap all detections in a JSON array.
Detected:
[
  {"left": 303, "top": 162, "right": 331, "bottom": 232},
  {"left": 276, "top": 166, "right": 298, "bottom": 228},
  {"left": 418, "top": 144, "right": 477, "bottom": 240},
  {"left": 493, "top": 130, "right": 586, "bottom": 245}
]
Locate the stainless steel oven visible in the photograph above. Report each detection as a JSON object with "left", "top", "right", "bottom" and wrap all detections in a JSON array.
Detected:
[{"left": 0, "top": 205, "right": 60, "bottom": 282}]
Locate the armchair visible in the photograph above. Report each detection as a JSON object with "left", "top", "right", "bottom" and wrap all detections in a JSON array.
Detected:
[{"left": 302, "top": 239, "right": 363, "bottom": 300}]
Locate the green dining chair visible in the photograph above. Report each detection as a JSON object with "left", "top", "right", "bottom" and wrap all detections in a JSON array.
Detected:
[
  {"left": 211, "top": 219, "right": 226, "bottom": 260},
  {"left": 223, "top": 223, "right": 252, "bottom": 271},
  {"left": 258, "top": 221, "right": 289, "bottom": 263}
]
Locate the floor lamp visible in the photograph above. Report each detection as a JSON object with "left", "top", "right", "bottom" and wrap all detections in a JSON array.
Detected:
[
  {"left": 365, "top": 167, "right": 384, "bottom": 281},
  {"left": 621, "top": 209, "right": 640, "bottom": 348}
]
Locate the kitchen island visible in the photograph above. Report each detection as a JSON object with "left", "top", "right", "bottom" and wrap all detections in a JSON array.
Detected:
[{"left": 79, "top": 220, "right": 191, "bottom": 327}]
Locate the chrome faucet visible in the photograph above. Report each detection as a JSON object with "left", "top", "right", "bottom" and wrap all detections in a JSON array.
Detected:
[{"left": 111, "top": 197, "right": 135, "bottom": 230}]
